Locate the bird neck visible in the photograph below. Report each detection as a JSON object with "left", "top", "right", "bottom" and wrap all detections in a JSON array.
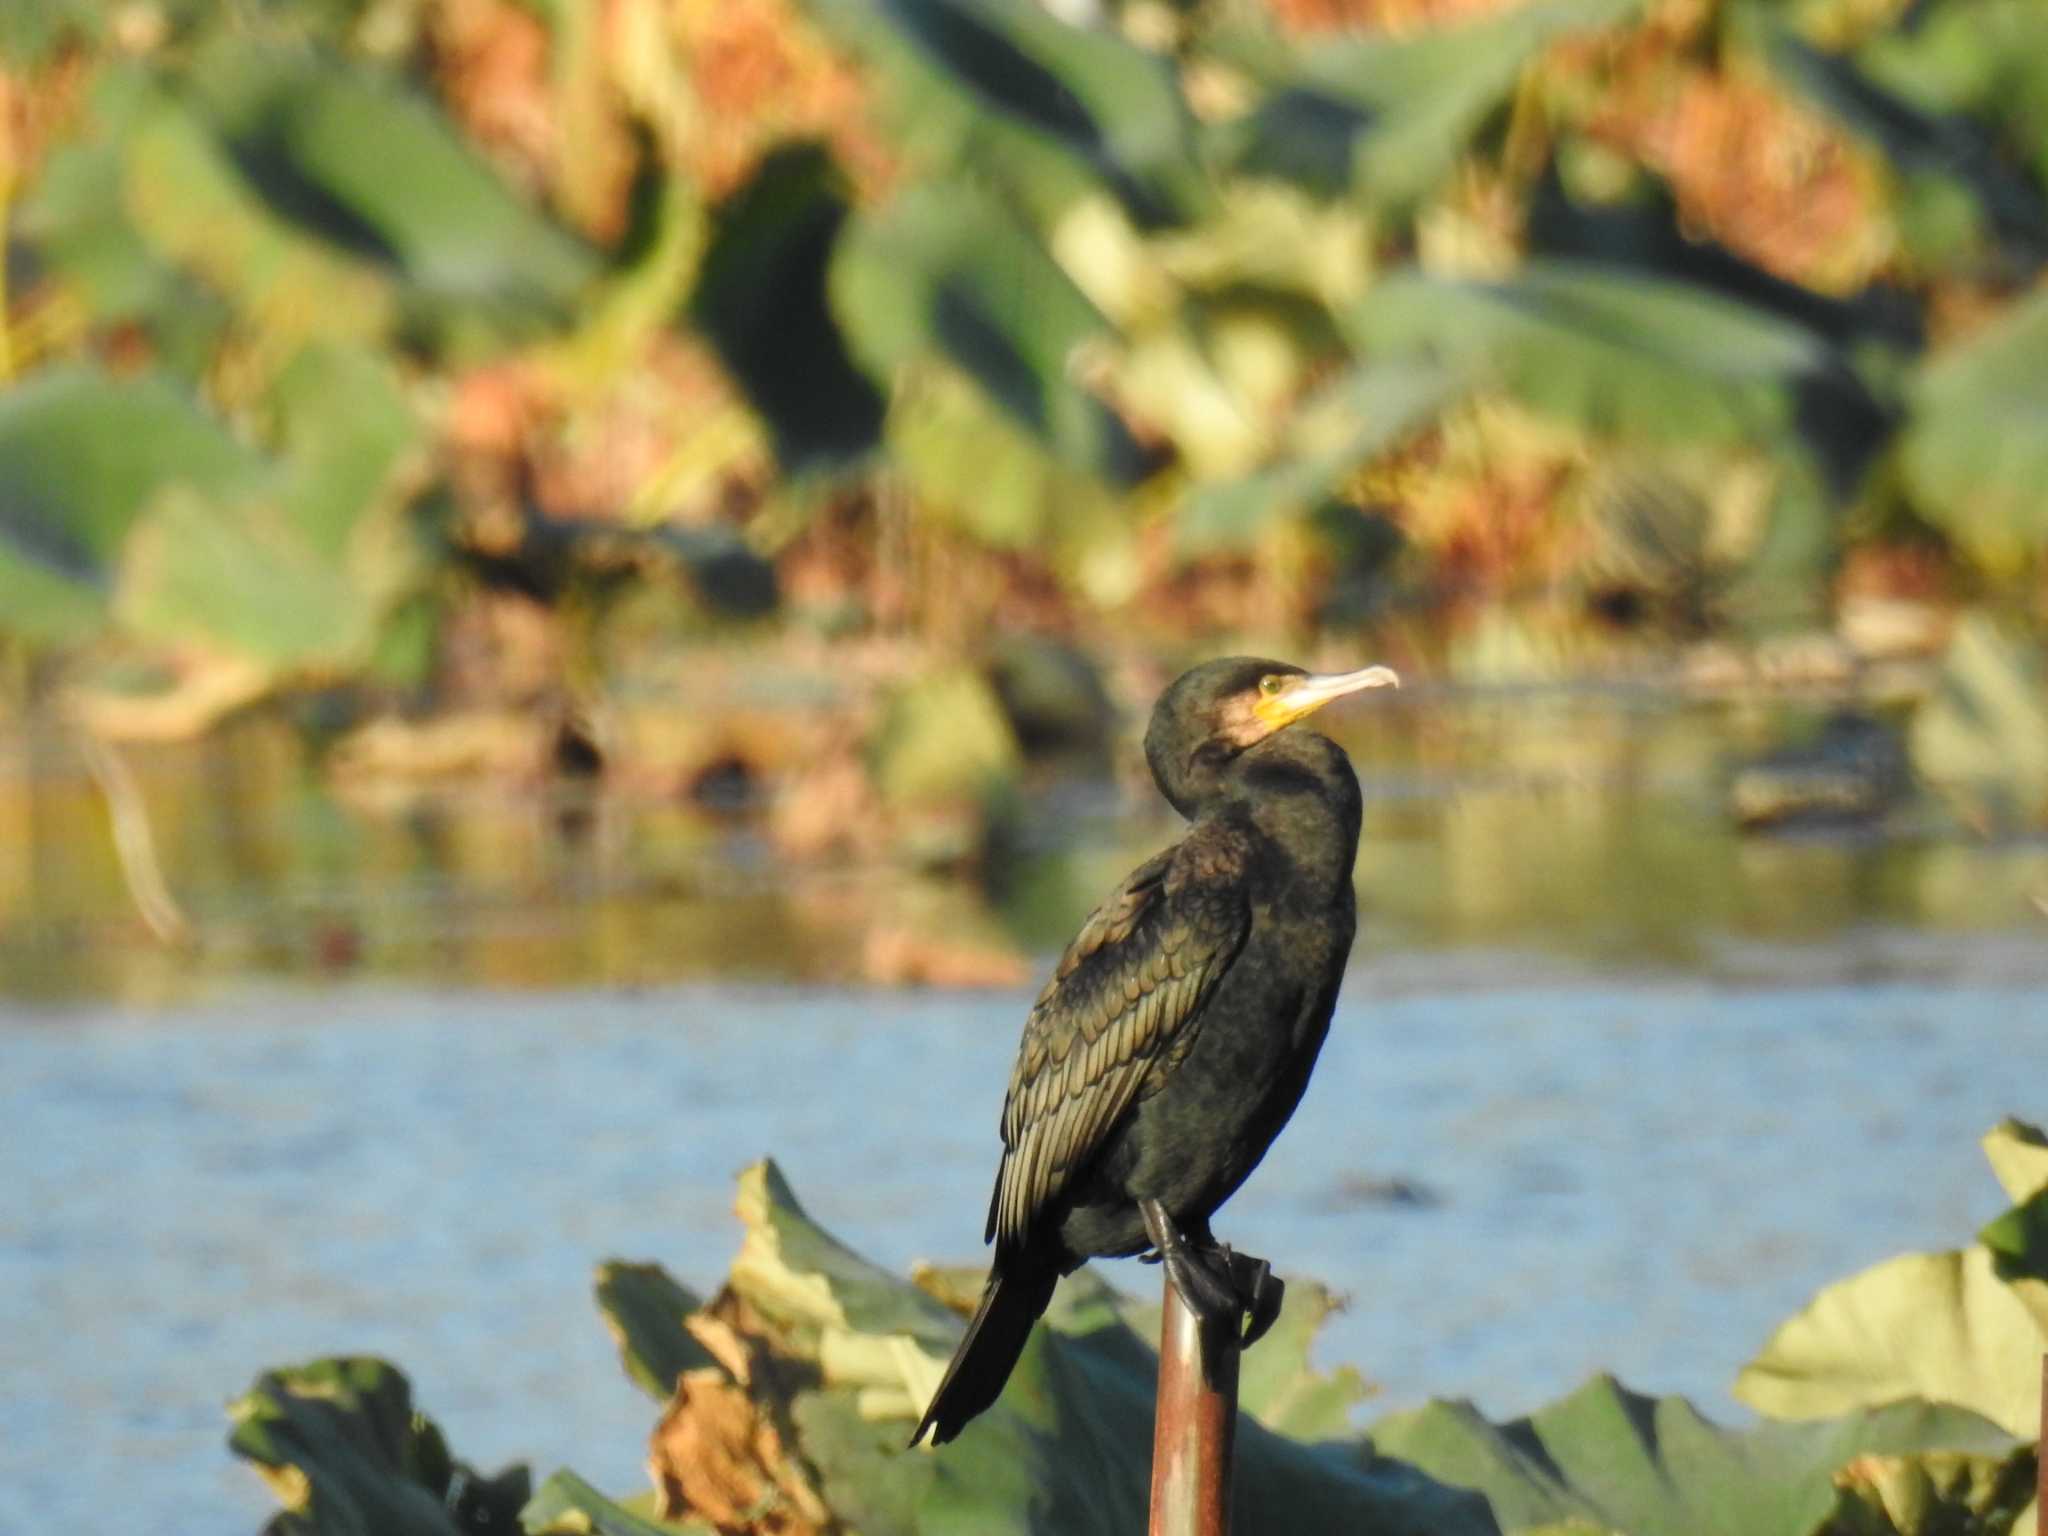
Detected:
[{"left": 1222, "top": 732, "right": 1364, "bottom": 898}]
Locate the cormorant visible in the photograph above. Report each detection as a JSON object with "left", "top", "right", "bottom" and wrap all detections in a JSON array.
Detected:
[{"left": 911, "top": 656, "right": 1399, "bottom": 1446}]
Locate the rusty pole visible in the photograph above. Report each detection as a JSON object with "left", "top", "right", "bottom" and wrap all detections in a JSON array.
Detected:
[{"left": 1148, "top": 1278, "right": 1239, "bottom": 1536}]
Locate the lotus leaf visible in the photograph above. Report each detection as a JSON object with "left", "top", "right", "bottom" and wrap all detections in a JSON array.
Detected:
[
  {"left": 1350, "top": 263, "right": 1857, "bottom": 457},
  {"left": 1739, "top": 1121, "right": 2048, "bottom": 1439},
  {"left": 0, "top": 367, "right": 263, "bottom": 644},
  {"left": 801, "top": 0, "right": 1202, "bottom": 225},
  {"left": 184, "top": 39, "right": 597, "bottom": 346},
  {"left": 521, "top": 1471, "right": 711, "bottom": 1535},
  {"left": 1824, "top": 1449, "right": 2040, "bottom": 1536},
  {"left": 113, "top": 342, "right": 423, "bottom": 678},
  {"left": 593, "top": 1261, "right": 718, "bottom": 1404},
  {"left": 1984, "top": 1120, "right": 2048, "bottom": 1205},
  {"left": 1756, "top": 24, "right": 2048, "bottom": 271},
  {"left": 1737, "top": 1249, "right": 2044, "bottom": 1439},
  {"left": 1372, "top": 1376, "right": 2025, "bottom": 1536},
  {"left": 690, "top": 145, "right": 886, "bottom": 473},
  {"left": 866, "top": 670, "right": 1024, "bottom": 811},
  {"left": 704, "top": 1163, "right": 1493, "bottom": 1536},
  {"left": 834, "top": 177, "right": 1146, "bottom": 487},
  {"left": 1225, "top": 0, "right": 1642, "bottom": 212},
  {"left": 227, "top": 1355, "right": 530, "bottom": 1536},
  {"left": 1177, "top": 360, "right": 1459, "bottom": 554},
  {"left": 1908, "top": 614, "right": 2048, "bottom": 827},
  {"left": 1902, "top": 286, "right": 2048, "bottom": 565}
]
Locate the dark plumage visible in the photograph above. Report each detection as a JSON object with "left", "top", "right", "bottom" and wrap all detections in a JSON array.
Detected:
[{"left": 912, "top": 656, "right": 1398, "bottom": 1446}]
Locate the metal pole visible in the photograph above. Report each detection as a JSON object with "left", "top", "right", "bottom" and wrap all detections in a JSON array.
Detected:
[
  {"left": 2037, "top": 1354, "right": 2045, "bottom": 1536},
  {"left": 1148, "top": 1279, "right": 1238, "bottom": 1536}
]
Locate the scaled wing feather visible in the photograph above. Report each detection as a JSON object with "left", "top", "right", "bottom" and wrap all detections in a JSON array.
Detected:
[{"left": 985, "top": 833, "right": 1250, "bottom": 1251}]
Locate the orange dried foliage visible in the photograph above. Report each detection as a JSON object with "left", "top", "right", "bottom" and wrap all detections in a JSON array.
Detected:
[
  {"left": 530, "top": 338, "right": 756, "bottom": 525},
  {"left": 671, "top": 0, "right": 893, "bottom": 198},
  {"left": 1128, "top": 523, "right": 1319, "bottom": 638},
  {"left": 1581, "top": 37, "right": 1884, "bottom": 291},
  {"left": 861, "top": 923, "right": 1030, "bottom": 987},
  {"left": 444, "top": 335, "right": 758, "bottom": 543},
  {"left": 1923, "top": 277, "right": 2019, "bottom": 349},
  {"left": 444, "top": 359, "right": 558, "bottom": 528},
  {"left": 650, "top": 1370, "right": 827, "bottom": 1535},
  {"left": 3, "top": 51, "right": 91, "bottom": 194},
  {"left": 1835, "top": 542, "right": 1952, "bottom": 605},
  {"left": 1265, "top": 0, "right": 1531, "bottom": 33},
  {"left": 427, "top": 0, "right": 558, "bottom": 190},
  {"left": 647, "top": 1293, "right": 831, "bottom": 1536},
  {"left": 776, "top": 498, "right": 879, "bottom": 617},
  {"left": 770, "top": 748, "right": 882, "bottom": 861},
  {"left": 1371, "top": 426, "right": 1576, "bottom": 599},
  {"left": 437, "top": 592, "right": 568, "bottom": 708}
]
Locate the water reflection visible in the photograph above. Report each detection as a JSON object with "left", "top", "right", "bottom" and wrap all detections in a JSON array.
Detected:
[{"left": 3, "top": 691, "right": 2045, "bottom": 1000}]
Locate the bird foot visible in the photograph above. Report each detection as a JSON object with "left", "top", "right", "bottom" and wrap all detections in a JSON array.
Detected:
[
  {"left": 1138, "top": 1200, "right": 1286, "bottom": 1348},
  {"left": 1223, "top": 1249, "right": 1286, "bottom": 1349},
  {"left": 1162, "top": 1242, "right": 1244, "bottom": 1325}
]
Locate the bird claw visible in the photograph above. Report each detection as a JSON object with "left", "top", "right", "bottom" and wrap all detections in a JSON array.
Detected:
[{"left": 1227, "top": 1251, "right": 1285, "bottom": 1348}]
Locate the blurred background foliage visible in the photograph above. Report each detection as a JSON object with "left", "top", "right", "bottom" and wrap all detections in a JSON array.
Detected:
[{"left": 3, "top": 0, "right": 2048, "bottom": 985}]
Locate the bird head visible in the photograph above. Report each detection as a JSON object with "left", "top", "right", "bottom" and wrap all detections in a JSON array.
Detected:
[{"left": 1144, "top": 656, "right": 1400, "bottom": 815}]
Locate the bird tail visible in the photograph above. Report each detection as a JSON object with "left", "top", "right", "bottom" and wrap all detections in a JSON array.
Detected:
[{"left": 909, "top": 1257, "right": 1058, "bottom": 1446}]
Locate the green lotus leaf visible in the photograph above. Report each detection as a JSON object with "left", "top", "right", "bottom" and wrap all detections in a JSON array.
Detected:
[
  {"left": 834, "top": 177, "right": 1146, "bottom": 486},
  {"left": 885, "top": 361, "right": 1122, "bottom": 553},
  {"left": 227, "top": 1355, "right": 530, "bottom": 1536},
  {"left": 1907, "top": 613, "right": 2048, "bottom": 828},
  {"left": 1351, "top": 263, "right": 1841, "bottom": 447},
  {"left": 1177, "top": 359, "right": 1459, "bottom": 554},
  {"left": 122, "top": 87, "right": 398, "bottom": 352},
  {"left": 0, "top": 367, "right": 264, "bottom": 644},
  {"left": 112, "top": 342, "right": 423, "bottom": 676},
  {"left": 1736, "top": 1247, "right": 2045, "bottom": 1438},
  {"left": 681, "top": 1161, "right": 1495, "bottom": 1535},
  {"left": 1901, "top": 286, "right": 2048, "bottom": 567},
  {"left": 919, "top": 1291, "right": 1497, "bottom": 1536},
  {"left": 1984, "top": 1120, "right": 2048, "bottom": 1206},
  {"left": 690, "top": 145, "right": 886, "bottom": 473},
  {"left": 1373, "top": 1375, "right": 2023, "bottom": 1536},
  {"left": 1980, "top": 1189, "right": 2048, "bottom": 1288},
  {"left": 1223, "top": 0, "right": 1641, "bottom": 211},
  {"left": 184, "top": 39, "right": 597, "bottom": 348},
  {"left": 593, "top": 1261, "right": 718, "bottom": 1405},
  {"left": 867, "top": 669, "right": 1025, "bottom": 811},
  {"left": 800, "top": 0, "right": 1203, "bottom": 225},
  {"left": 1822, "top": 1446, "right": 2039, "bottom": 1536},
  {"left": 518, "top": 1471, "right": 711, "bottom": 1536},
  {"left": 727, "top": 1158, "right": 967, "bottom": 1382}
]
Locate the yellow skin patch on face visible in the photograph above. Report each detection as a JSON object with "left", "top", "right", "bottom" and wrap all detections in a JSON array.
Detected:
[
  {"left": 1250, "top": 684, "right": 1317, "bottom": 734},
  {"left": 1236, "top": 666, "right": 1402, "bottom": 743}
]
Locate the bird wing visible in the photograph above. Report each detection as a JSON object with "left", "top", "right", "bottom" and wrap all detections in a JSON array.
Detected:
[{"left": 986, "top": 825, "right": 1252, "bottom": 1252}]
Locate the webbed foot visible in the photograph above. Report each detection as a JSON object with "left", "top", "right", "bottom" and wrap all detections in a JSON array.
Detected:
[{"left": 1138, "top": 1202, "right": 1286, "bottom": 1347}]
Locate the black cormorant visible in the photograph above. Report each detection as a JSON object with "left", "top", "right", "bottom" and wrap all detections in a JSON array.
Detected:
[{"left": 911, "top": 656, "right": 1399, "bottom": 1446}]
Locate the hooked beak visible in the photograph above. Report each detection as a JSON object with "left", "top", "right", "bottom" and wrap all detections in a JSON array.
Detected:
[{"left": 1253, "top": 664, "right": 1401, "bottom": 731}]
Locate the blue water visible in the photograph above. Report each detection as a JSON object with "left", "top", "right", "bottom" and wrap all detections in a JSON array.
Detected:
[{"left": 3, "top": 949, "right": 2045, "bottom": 1532}]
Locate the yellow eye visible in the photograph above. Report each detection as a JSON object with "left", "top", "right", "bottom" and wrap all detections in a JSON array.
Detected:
[{"left": 1258, "top": 675, "right": 1285, "bottom": 697}]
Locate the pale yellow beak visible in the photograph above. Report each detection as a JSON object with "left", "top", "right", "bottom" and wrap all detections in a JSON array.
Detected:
[{"left": 1252, "top": 664, "right": 1401, "bottom": 731}]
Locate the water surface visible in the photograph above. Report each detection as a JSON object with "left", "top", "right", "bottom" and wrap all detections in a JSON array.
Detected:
[{"left": 5, "top": 952, "right": 2044, "bottom": 1532}]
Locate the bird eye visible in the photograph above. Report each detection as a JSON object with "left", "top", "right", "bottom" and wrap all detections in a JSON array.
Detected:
[{"left": 1258, "top": 675, "right": 1285, "bottom": 697}]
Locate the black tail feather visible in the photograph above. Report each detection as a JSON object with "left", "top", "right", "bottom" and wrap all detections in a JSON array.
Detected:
[{"left": 910, "top": 1259, "right": 1058, "bottom": 1446}]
